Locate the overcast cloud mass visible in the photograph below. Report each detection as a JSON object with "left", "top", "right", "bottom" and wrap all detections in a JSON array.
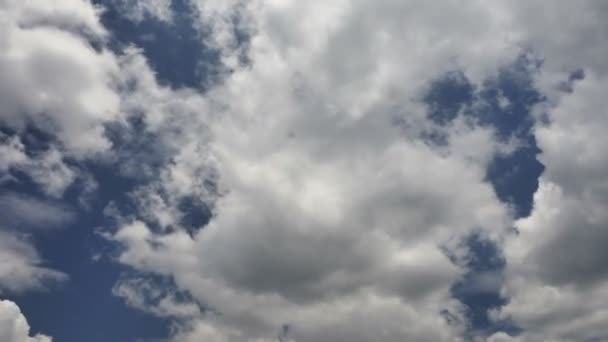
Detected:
[{"left": 0, "top": 1, "right": 607, "bottom": 341}]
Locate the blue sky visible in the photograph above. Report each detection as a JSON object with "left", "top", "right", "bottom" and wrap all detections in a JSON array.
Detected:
[{"left": 1, "top": 1, "right": 608, "bottom": 342}]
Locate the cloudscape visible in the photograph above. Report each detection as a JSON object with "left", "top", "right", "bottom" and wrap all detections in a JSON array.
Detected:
[{"left": 1, "top": 1, "right": 607, "bottom": 341}]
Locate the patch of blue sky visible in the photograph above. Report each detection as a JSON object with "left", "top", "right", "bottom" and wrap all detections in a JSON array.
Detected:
[
  {"left": 94, "top": 0, "right": 219, "bottom": 89},
  {"left": 423, "top": 56, "right": 545, "bottom": 338}
]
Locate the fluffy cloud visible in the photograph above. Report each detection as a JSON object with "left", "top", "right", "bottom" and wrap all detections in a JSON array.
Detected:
[
  {"left": 0, "top": 300, "right": 52, "bottom": 342},
  {"left": 0, "top": 0, "right": 120, "bottom": 156},
  {"left": 109, "top": 1, "right": 524, "bottom": 341},
  {"left": 485, "top": 332, "right": 520, "bottom": 342},
  {"left": 0, "top": 0, "right": 122, "bottom": 303},
  {"left": 496, "top": 73, "right": 608, "bottom": 341},
  {"left": 492, "top": 3, "right": 608, "bottom": 341},
  {"left": 0, "top": 134, "right": 77, "bottom": 197},
  {"left": 0, "top": 192, "right": 75, "bottom": 230}
]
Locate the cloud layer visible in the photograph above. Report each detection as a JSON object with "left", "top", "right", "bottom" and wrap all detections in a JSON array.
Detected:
[
  {"left": 111, "top": 1, "right": 520, "bottom": 340},
  {"left": 109, "top": 1, "right": 608, "bottom": 341},
  {"left": 1, "top": 1, "right": 608, "bottom": 341}
]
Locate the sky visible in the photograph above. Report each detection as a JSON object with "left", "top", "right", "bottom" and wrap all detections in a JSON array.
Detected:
[{"left": 0, "top": 1, "right": 607, "bottom": 341}]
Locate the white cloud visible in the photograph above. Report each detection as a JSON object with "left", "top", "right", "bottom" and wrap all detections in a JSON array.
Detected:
[
  {"left": 0, "top": 133, "right": 77, "bottom": 197},
  {"left": 496, "top": 73, "right": 608, "bottom": 341},
  {"left": 0, "top": 0, "right": 142, "bottom": 206},
  {"left": 0, "top": 0, "right": 120, "bottom": 156},
  {"left": 3, "top": 0, "right": 107, "bottom": 39},
  {"left": 506, "top": 1, "right": 608, "bottom": 76},
  {"left": 4, "top": 0, "right": 600, "bottom": 340},
  {"left": 22, "top": 149, "right": 76, "bottom": 198},
  {"left": 109, "top": 1, "right": 523, "bottom": 341},
  {"left": 0, "top": 299, "right": 52, "bottom": 342},
  {"left": 0, "top": 135, "right": 28, "bottom": 172},
  {"left": 0, "top": 231, "right": 67, "bottom": 294},
  {"left": 0, "top": 1, "right": 115, "bottom": 315},
  {"left": 485, "top": 332, "right": 521, "bottom": 342}
]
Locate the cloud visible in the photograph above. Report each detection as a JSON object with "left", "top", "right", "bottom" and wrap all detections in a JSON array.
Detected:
[
  {"left": 112, "top": 276, "right": 201, "bottom": 318},
  {"left": 0, "top": 231, "right": 67, "bottom": 294},
  {"left": 495, "top": 73, "right": 608, "bottom": 341},
  {"left": 0, "top": 299, "right": 52, "bottom": 342},
  {"left": 0, "top": 0, "right": 129, "bottom": 202},
  {"left": 4, "top": 0, "right": 604, "bottom": 340},
  {"left": 0, "top": 192, "right": 75, "bottom": 231},
  {"left": 107, "top": 0, "right": 174, "bottom": 23},
  {"left": 3, "top": 0, "right": 106, "bottom": 39},
  {"left": 485, "top": 332, "right": 521, "bottom": 342},
  {"left": 0, "top": 135, "right": 28, "bottom": 172},
  {"left": 0, "top": 0, "right": 120, "bottom": 156},
  {"left": 0, "top": 134, "right": 77, "bottom": 197},
  {"left": 506, "top": 1, "right": 608, "bottom": 76},
  {"left": 108, "top": 1, "right": 524, "bottom": 341},
  {"left": 491, "top": 3, "right": 608, "bottom": 341}
]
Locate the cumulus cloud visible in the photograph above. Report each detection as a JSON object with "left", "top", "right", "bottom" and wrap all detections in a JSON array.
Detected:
[
  {"left": 83, "top": 0, "right": 608, "bottom": 341},
  {"left": 108, "top": 1, "right": 524, "bottom": 341},
  {"left": 0, "top": 0, "right": 130, "bottom": 204},
  {"left": 492, "top": 2, "right": 608, "bottom": 341},
  {"left": 0, "top": 300, "right": 52, "bottom": 342},
  {"left": 0, "top": 0, "right": 120, "bottom": 156},
  {"left": 496, "top": 73, "right": 608, "bottom": 341},
  {"left": 3, "top": 0, "right": 605, "bottom": 341},
  {"left": 485, "top": 332, "right": 520, "bottom": 342}
]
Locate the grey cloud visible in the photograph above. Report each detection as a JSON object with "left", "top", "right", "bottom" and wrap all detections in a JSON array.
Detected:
[
  {"left": 0, "top": 0, "right": 121, "bottom": 156},
  {"left": 495, "top": 3, "right": 608, "bottom": 340},
  {"left": 72, "top": 0, "right": 608, "bottom": 341},
  {"left": 108, "top": 1, "right": 521, "bottom": 341},
  {"left": 0, "top": 231, "right": 67, "bottom": 294},
  {"left": 0, "top": 192, "right": 75, "bottom": 231},
  {"left": 112, "top": 277, "right": 201, "bottom": 318},
  {"left": 107, "top": 0, "right": 173, "bottom": 23}
]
